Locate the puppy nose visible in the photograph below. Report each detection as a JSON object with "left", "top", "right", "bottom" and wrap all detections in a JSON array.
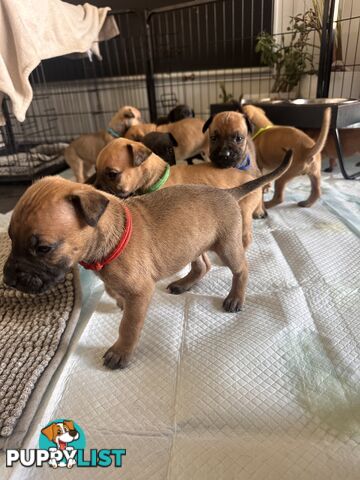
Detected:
[
  {"left": 221, "top": 150, "right": 231, "bottom": 158},
  {"left": 69, "top": 430, "right": 77, "bottom": 438}
]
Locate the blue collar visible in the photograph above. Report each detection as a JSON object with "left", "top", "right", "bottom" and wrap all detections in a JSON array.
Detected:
[
  {"left": 234, "top": 154, "right": 251, "bottom": 171},
  {"left": 107, "top": 127, "right": 121, "bottom": 138}
]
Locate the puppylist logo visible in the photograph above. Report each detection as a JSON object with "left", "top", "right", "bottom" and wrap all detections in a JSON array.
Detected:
[{"left": 6, "top": 419, "right": 126, "bottom": 469}]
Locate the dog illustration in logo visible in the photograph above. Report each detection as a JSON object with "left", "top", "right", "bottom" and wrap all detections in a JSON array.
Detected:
[{"left": 41, "top": 420, "right": 79, "bottom": 468}]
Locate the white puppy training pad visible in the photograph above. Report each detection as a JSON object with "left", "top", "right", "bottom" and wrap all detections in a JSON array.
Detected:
[{"left": 7, "top": 188, "right": 360, "bottom": 479}]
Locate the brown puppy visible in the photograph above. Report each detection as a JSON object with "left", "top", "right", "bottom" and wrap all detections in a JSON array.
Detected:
[
  {"left": 64, "top": 106, "right": 142, "bottom": 183},
  {"left": 202, "top": 111, "right": 259, "bottom": 178},
  {"left": 95, "top": 138, "right": 266, "bottom": 249},
  {"left": 243, "top": 104, "right": 331, "bottom": 208},
  {"left": 125, "top": 118, "right": 209, "bottom": 164},
  {"left": 304, "top": 128, "right": 360, "bottom": 172},
  {"left": 124, "top": 123, "right": 157, "bottom": 141},
  {"left": 4, "top": 152, "right": 292, "bottom": 369}
]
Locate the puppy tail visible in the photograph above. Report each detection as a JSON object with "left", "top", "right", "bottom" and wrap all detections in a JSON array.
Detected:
[
  {"left": 305, "top": 107, "right": 331, "bottom": 161},
  {"left": 228, "top": 149, "right": 293, "bottom": 200}
]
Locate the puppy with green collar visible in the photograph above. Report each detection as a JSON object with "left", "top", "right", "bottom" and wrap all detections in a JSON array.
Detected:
[{"left": 94, "top": 138, "right": 265, "bottom": 250}]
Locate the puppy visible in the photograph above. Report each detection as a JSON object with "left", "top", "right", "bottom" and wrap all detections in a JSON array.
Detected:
[
  {"left": 95, "top": 138, "right": 267, "bottom": 249},
  {"left": 125, "top": 118, "right": 209, "bottom": 164},
  {"left": 156, "top": 104, "right": 195, "bottom": 125},
  {"left": 202, "top": 111, "right": 260, "bottom": 177},
  {"left": 167, "top": 104, "right": 195, "bottom": 123},
  {"left": 124, "top": 123, "right": 157, "bottom": 141},
  {"left": 304, "top": 128, "right": 360, "bottom": 172},
  {"left": 141, "top": 132, "right": 178, "bottom": 166},
  {"left": 4, "top": 152, "right": 291, "bottom": 369},
  {"left": 64, "top": 106, "right": 142, "bottom": 183},
  {"left": 140, "top": 131, "right": 201, "bottom": 166},
  {"left": 242, "top": 104, "right": 331, "bottom": 207}
]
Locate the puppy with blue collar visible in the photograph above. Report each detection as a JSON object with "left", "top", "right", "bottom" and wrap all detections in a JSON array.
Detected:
[
  {"left": 202, "top": 111, "right": 260, "bottom": 179},
  {"left": 64, "top": 106, "right": 142, "bottom": 183}
]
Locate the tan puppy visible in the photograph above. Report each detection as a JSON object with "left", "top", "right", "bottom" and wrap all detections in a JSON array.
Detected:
[
  {"left": 125, "top": 118, "right": 209, "bottom": 163},
  {"left": 95, "top": 138, "right": 266, "bottom": 249},
  {"left": 124, "top": 123, "right": 157, "bottom": 140},
  {"left": 243, "top": 104, "right": 331, "bottom": 207},
  {"left": 64, "top": 106, "right": 142, "bottom": 183},
  {"left": 304, "top": 128, "right": 360, "bottom": 172},
  {"left": 202, "top": 111, "right": 260, "bottom": 178},
  {"left": 4, "top": 152, "right": 291, "bottom": 369}
]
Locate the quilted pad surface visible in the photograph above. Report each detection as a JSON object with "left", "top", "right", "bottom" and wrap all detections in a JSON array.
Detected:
[{"left": 6, "top": 189, "right": 360, "bottom": 479}]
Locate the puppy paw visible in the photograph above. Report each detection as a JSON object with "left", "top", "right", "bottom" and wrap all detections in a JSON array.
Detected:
[
  {"left": 103, "top": 347, "right": 131, "bottom": 369},
  {"left": 297, "top": 200, "right": 312, "bottom": 208},
  {"left": 223, "top": 296, "right": 243, "bottom": 313},
  {"left": 252, "top": 210, "right": 268, "bottom": 219},
  {"left": 323, "top": 167, "right": 333, "bottom": 173},
  {"left": 167, "top": 282, "right": 188, "bottom": 295}
]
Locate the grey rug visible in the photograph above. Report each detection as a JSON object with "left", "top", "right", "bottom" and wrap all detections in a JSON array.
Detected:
[{"left": 0, "top": 231, "right": 82, "bottom": 449}]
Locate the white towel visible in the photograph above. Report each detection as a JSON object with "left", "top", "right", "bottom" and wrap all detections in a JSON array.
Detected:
[{"left": 0, "top": 0, "right": 119, "bottom": 125}]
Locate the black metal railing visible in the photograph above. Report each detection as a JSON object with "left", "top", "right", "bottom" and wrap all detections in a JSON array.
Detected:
[{"left": 0, "top": 0, "right": 358, "bottom": 182}]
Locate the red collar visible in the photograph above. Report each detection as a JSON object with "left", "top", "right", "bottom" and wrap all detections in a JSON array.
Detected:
[{"left": 79, "top": 205, "right": 132, "bottom": 271}]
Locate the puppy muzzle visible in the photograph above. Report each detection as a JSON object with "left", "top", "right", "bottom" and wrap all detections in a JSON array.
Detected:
[
  {"left": 98, "top": 184, "right": 133, "bottom": 199},
  {"left": 3, "top": 254, "right": 68, "bottom": 294},
  {"left": 210, "top": 146, "right": 246, "bottom": 169}
]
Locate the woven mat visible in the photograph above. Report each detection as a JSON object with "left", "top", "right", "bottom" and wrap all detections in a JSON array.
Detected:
[{"left": 0, "top": 231, "right": 82, "bottom": 449}]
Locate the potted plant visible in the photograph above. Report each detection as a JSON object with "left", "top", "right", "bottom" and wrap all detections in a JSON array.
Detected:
[{"left": 255, "top": 8, "right": 320, "bottom": 97}]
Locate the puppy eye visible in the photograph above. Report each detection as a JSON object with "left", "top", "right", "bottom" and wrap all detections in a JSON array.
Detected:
[
  {"left": 210, "top": 135, "right": 217, "bottom": 142},
  {"left": 235, "top": 135, "right": 244, "bottom": 143},
  {"left": 106, "top": 170, "right": 119, "bottom": 180},
  {"left": 36, "top": 245, "right": 52, "bottom": 255}
]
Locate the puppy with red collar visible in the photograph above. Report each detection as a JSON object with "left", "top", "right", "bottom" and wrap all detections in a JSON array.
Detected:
[{"left": 4, "top": 152, "right": 292, "bottom": 369}]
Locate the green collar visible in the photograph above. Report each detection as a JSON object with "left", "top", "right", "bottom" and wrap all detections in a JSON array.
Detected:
[
  {"left": 251, "top": 125, "right": 273, "bottom": 141},
  {"left": 144, "top": 164, "right": 170, "bottom": 193},
  {"left": 107, "top": 127, "right": 121, "bottom": 138}
]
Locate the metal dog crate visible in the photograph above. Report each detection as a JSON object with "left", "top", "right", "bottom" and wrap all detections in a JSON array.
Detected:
[{"left": 0, "top": 0, "right": 359, "bottom": 182}]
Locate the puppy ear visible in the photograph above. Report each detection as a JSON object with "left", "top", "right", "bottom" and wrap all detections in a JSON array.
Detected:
[
  {"left": 126, "top": 143, "right": 152, "bottom": 166},
  {"left": 67, "top": 190, "right": 109, "bottom": 227},
  {"left": 243, "top": 114, "right": 253, "bottom": 134},
  {"left": 124, "top": 109, "right": 135, "bottom": 119},
  {"left": 41, "top": 423, "right": 57, "bottom": 441},
  {"left": 202, "top": 116, "right": 213, "bottom": 133},
  {"left": 167, "top": 133, "right": 178, "bottom": 147}
]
